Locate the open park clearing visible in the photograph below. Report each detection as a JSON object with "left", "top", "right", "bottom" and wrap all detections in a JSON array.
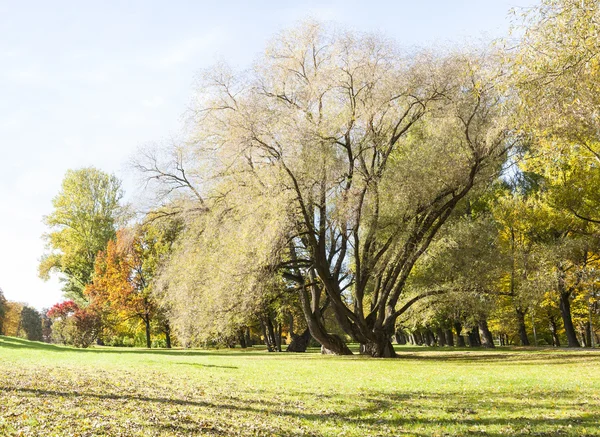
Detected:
[{"left": 1, "top": 336, "right": 599, "bottom": 436}]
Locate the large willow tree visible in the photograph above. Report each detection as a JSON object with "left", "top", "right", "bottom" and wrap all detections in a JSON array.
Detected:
[{"left": 147, "top": 23, "right": 513, "bottom": 356}]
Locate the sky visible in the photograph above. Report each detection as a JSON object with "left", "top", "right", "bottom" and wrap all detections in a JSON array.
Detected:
[{"left": 0, "top": 0, "right": 539, "bottom": 310}]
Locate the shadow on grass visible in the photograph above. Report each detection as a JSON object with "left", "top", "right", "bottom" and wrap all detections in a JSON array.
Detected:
[
  {"left": 175, "top": 362, "right": 238, "bottom": 370},
  {"left": 0, "top": 336, "right": 264, "bottom": 357},
  {"left": 2, "top": 336, "right": 600, "bottom": 364},
  {"left": 2, "top": 384, "right": 598, "bottom": 437}
]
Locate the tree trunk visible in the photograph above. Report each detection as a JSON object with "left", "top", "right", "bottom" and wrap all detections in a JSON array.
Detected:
[
  {"left": 478, "top": 319, "right": 495, "bottom": 349},
  {"left": 445, "top": 329, "right": 454, "bottom": 347},
  {"left": 515, "top": 308, "right": 530, "bottom": 346},
  {"left": 584, "top": 321, "right": 592, "bottom": 348},
  {"left": 360, "top": 334, "right": 396, "bottom": 358},
  {"left": 164, "top": 322, "right": 172, "bottom": 349},
  {"left": 468, "top": 326, "right": 481, "bottom": 347},
  {"left": 558, "top": 292, "right": 581, "bottom": 347},
  {"left": 239, "top": 329, "right": 247, "bottom": 348},
  {"left": 287, "top": 328, "right": 311, "bottom": 352},
  {"left": 436, "top": 328, "right": 447, "bottom": 347},
  {"left": 454, "top": 321, "right": 466, "bottom": 347},
  {"left": 424, "top": 328, "right": 435, "bottom": 346},
  {"left": 549, "top": 316, "right": 560, "bottom": 347},
  {"left": 144, "top": 318, "right": 151, "bottom": 349},
  {"left": 260, "top": 319, "right": 275, "bottom": 351},
  {"left": 319, "top": 334, "right": 352, "bottom": 355},
  {"left": 288, "top": 314, "right": 295, "bottom": 339},
  {"left": 297, "top": 283, "right": 353, "bottom": 355},
  {"left": 394, "top": 330, "right": 407, "bottom": 345},
  {"left": 265, "top": 316, "right": 279, "bottom": 352},
  {"left": 245, "top": 327, "right": 252, "bottom": 347},
  {"left": 413, "top": 331, "right": 423, "bottom": 345},
  {"left": 275, "top": 322, "right": 282, "bottom": 352}
]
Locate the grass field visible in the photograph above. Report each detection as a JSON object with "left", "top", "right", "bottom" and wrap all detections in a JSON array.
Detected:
[{"left": 1, "top": 336, "right": 599, "bottom": 436}]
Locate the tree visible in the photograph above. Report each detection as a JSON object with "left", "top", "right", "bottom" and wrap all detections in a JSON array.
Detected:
[
  {"left": 20, "top": 306, "right": 43, "bottom": 341},
  {"left": 143, "top": 23, "right": 514, "bottom": 356},
  {"left": 2, "top": 302, "right": 24, "bottom": 337},
  {"left": 507, "top": 2, "right": 600, "bottom": 346},
  {"left": 39, "top": 167, "right": 124, "bottom": 303},
  {"left": 86, "top": 224, "right": 173, "bottom": 349},
  {"left": 0, "top": 288, "right": 6, "bottom": 335},
  {"left": 512, "top": 0, "right": 600, "bottom": 226},
  {"left": 47, "top": 300, "right": 100, "bottom": 347}
]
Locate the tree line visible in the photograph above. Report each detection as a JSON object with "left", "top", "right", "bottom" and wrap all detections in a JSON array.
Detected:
[{"left": 14, "top": 0, "right": 600, "bottom": 356}]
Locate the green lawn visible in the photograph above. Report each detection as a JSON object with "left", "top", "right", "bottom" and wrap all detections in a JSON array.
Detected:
[{"left": 1, "top": 336, "right": 599, "bottom": 436}]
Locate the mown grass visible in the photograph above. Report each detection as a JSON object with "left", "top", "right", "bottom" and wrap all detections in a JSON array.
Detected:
[{"left": 1, "top": 336, "right": 599, "bottom": 436}]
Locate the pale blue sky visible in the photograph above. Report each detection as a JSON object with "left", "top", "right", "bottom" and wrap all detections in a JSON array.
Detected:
[{"left": 0, "top": 0, "right": 538, "bottom": 309}]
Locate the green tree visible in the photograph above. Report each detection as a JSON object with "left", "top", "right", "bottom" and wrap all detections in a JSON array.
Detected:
[
  {"left": 0, "top": 288, "right": 7, "bottom": 335},
  {"left": 144, "top": 23, "right": 514, "bottom": 357},
  {"left": 513, "top": 0, "right": 600, "bottom": 226},
  {"left": 20, "top": 306, "right": 43, "bottom": 341},
  {"left": 39, "top": 167, "right": 124, "bottom": 303}
]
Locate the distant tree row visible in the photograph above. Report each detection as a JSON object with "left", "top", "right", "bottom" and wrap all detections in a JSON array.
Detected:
[{"left": 0, "top": 289, "right": 48, "bottom": 342}]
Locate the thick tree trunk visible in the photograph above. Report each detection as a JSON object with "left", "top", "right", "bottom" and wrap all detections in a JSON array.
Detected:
[
  {"left": 478, "top": 319, "right": 495, "bottom": 349},
  {"left": 287, "top": 328, "right": 311, "bottom": 352},
  {"left": 454, "top": 321, "right": 466, "bottom": 347},
  {"left": 515, "top": 308, "right": 530, "bottom": 346},
  {"left": 445, "top": 329, "right": 454, "bottom": 347},
  {"left": 558, "top": 292, "right": 581, "bottom": 347},
  {"left": 144, "top": 318, "right": 151, "bottom": 349},
  {"left": 319, "top": 334, "right": 352, "bottom": 355},
  {"left": 360, "top": 333, "right": 396, "bottom": 358}
]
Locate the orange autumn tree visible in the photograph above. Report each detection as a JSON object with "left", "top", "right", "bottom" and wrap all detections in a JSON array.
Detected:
[{"left": 86, "top": 228, "right": 156, "bottom": 348}]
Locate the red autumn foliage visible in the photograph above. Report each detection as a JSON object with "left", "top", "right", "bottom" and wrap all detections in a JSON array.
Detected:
[{"left": 47, "top": 300, "right": 79, "bottom": 319}]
